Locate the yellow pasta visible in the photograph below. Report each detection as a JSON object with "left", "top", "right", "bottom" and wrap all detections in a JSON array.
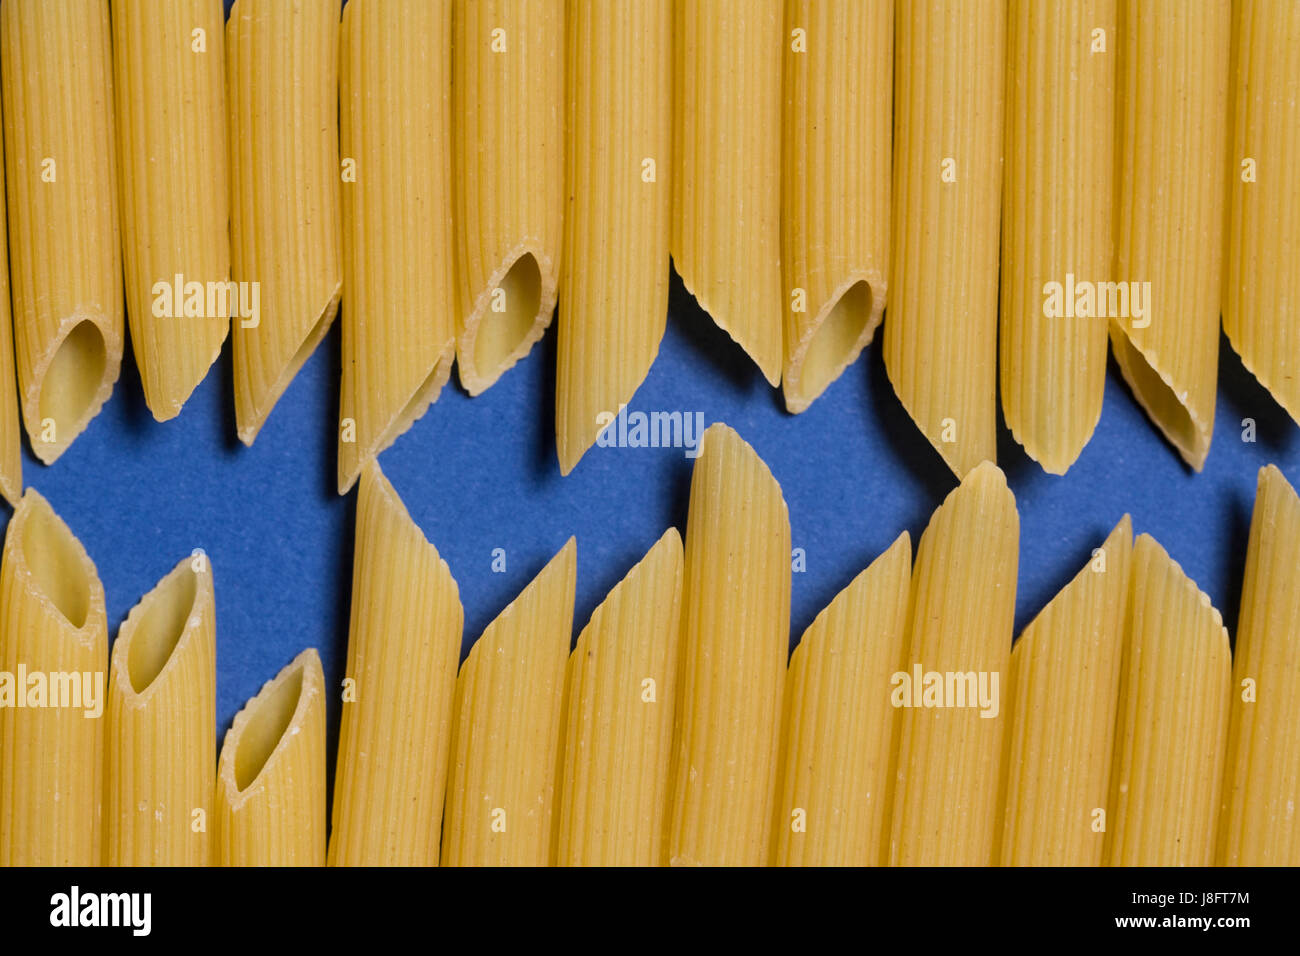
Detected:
[
  {"left": 556, "top": 528, "right": 683, "bottom": 867},
  {"left": 0, "top": 0, "right": 123, "bottom": 465},
  {"left": 1223, "top": 0, "right": 1300, "bottom": 424},
  {"left": 780, "top": 0, "right": 891, "bottom": 413},
  {"left": 337, "top": 0, "right": 456, "bottom": 494},
  {"left": 889, "top": 462, "right": 1018, "bottom": 866},
  {"left": 1000, "top": 0, "right": 1116, "bottom": 474},
  {"left": 1110, "top": 0, "right": 1230, "bottom": 470},
  {"left": 774, "top": 531, "right": 911, "bottom": 867},
  {"left": 106, "top": 554, "right": 216, "bottom": 867},
  {"left": 452, "top": 0, "right": 563, "bottom": 395},
  {"left": 0, "top": 489, "right": 108, "bottom": 866},
  {"left": 113, "top": 0, "right": 229, "bottom": 422},
  {"left": 215, "top": 648, "right": 327, "bottom": 866},
  {"left": 227, "top": 0, "right": 342, "bottom": 445},
  {"left": 997, "top": 516, "right": 1131, "bottom": 867},
  {"left": 441, "top": 539, "right": 576, "bottom": 866},
  {"left": 555, "top": 0, "right": 671, "bottom": 474},
  {"left": 328, "top": 462, "right": 463, "bottom": 866},
  {"left": 672, "top": 0, "right": 783, "bottom": 385},
  {"left": 669, "top": 423, "right": 790, "bottom": 866},
  {"left": 0, "top": 127, "right": 21, "bottom": 505},
  {"left": 884, "top": 0, "right": 1005, "bottom": 480},
  {"left": 1105, "top": 534, "right": 1231, "bottom": 866},
  {"left": 1218, "top": 466, "right": 1300, "bottom": 865}
]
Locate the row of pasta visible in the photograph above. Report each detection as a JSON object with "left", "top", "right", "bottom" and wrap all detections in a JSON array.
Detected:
[
  {"left": 1, "top": 421, "right": 1294, "bottom": 865},
  {"left": 1, "top": 0, "right": 1292, "bottom": 505}
]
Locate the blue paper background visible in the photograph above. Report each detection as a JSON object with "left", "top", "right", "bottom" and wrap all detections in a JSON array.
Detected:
[{"left": 8, "top": 0, "right": 1296, "bottom": 769}]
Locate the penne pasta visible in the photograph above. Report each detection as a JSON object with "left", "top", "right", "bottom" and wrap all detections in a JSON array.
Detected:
[
  {"left": 337, "top": 0, "right": 456, "bottom": 494},
  {"left": 669, "top": 423, "right": 790, "bottom": 866},
  {"left": 672, "top": 0, "right": 783, "bottom": 385},
  {"left": 441, "top": 539, "right": 576, "bottom": 866},
  {"left": 0, "top": 0, "right": 123, "bottom": 465},
  {"left": 773, "top": 531, "right": 911, "bottom": 867},
  {"left": 1110, "top": 0, "right": 1230, "bottom": 470},
  {"left": 1223, "top": 0, "right": 1300, "bottom": 424},
  {"left": 1000, "top": 0, "right": 1116, "bottom": 474},
  {"left": 780, "top": 0, "right": 892, "bottom": 413},
  {"left": 215, "top": 648, "right": 327, "bottom": 866},
  {"left": 106, "top": 554, "right": 216, "bottom": 867},
  {"left": 997, "top": 516, "right": 1132, "bottom": 866},
  {"left": 1105, "top": 534, "right": 1231, "bottom": 866},
  {"left": 884, "top": 0, "right": 1006, "bottom": 479},
  {"left": 0, "top": 128, "right": 20, "bottom": 505},
  {"left": 555, "top": 0, "right": 671, "bottom": 474},
  {"left": 556, "top": 528, "right": 683, "bottom": 867},
  {"left": 452, "top": 0, "right": 564, "bottom": 395},
  {"left": 112, "top": 0, "right": 229, "bottom": 422},
  {"left": 889, "top": 461, "right": 1018, "bottom": 866},
  {"left": 227, "top": 0, "right": 342, "bottom": 445},
  {"left": 0, "top": 489, "right": 108, "bottom": 866},
  {"left": 328, "top": 462, "right": 463, "bottom": 866},
  {"left": 1218, "top": 466, "right": 1300, "bottom": 865}
]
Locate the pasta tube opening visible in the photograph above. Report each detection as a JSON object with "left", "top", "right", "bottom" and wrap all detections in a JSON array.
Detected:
[
  {"left": 36, "top": 320, "right": 109, "bottom": 464},
  {"left": 789, "top": 280, "right": 874, "bottom": 411},
  {"left": 233, "top": 664, "right": 306, "bottom": 792},
  {"left": 125, "top": 565, "right": 200, "bottom": 695},
  {"left": 468, "top": 251, "right": 545, "bottom": 390},
  {"left": 1110, "top": 333, "right": 1202, "bottom": 467},
  {"left": 19, "top": 491, "right": 92, "bottom": 629}
]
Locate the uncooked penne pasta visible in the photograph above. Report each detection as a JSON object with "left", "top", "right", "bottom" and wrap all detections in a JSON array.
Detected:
[
  {"left": 113, "top": 0, "right": 229, "bottom": 422},
  {"left": 1000, "top": 0, "right": 1116, "bottom": 474},
  {"left": 0, "top": 0, "right": 123, "bottom": 465},
  {"left": 106, "top": 554, "right": 216, "bottom": 867},
  {"left": 1218, "top": 466, "right": 1300, "bottom": 865},
  {"left": 0, "top": 133, "right": 21, "bottom": 505},
  {"left": 215, "top": 648, "right": 327, "bottom": 867},
  {"left": 998, "top": 516, "right": 1131, "bottom": 867},
  {"left": 669, "top": 423, "right": 790, "bottom": 866},
  {"left": 1111, "top": 0, "right": 1230, "bottom": 470},
  {"left": 774, "top": 531, "right": 911, "bottom": 867},
  {"left": 227, "top": 0, "right": 342, "bottom": 444},
  {"left": 1106, "top": 534, "right": 1231, "bottom": 866},
  {"left": 889, "top": 462, "right": 1018, "bottom": 866},
  {"left": 337, "top": 0, "right": 456, "bottom": 494},
  {"left": 452, "top": 0, "right": 563, "bottom": 395},
  {"left": 1223, "top": 0, "right": 1300, "bottom": 424},
  {"left": 555, "top": 0, "right": 671, "bottom": 474},
  {"left": 0, "top": 489, "right": 108, "bottom": 866},
  {"left": 780, "top": 0, "right": 891, "bottom": 413},
  {"left": 441, "top": 539, "right": 576, "bottom": 866},
  {"left": 329, "top": 462, "right": 463, "bottom": 866},
  {"left": 557, "top": 528, "right": 683, "bottom": 866},
  {"left": 673, "top": 0, "right": 783, "bottom": 385}
]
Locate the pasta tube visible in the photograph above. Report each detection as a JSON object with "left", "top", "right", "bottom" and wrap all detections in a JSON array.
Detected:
[
  {"left": 337, "top": 0, "right": 456, "bottom": 493},
  {"left": 1223, "top": 0, "right": 1300, "bottom": 424},
  {"left": 227, "top": 0, "right": 342, "bottom": 444},
  {"left": 328, "top": 462, "right": 463, "bottom": 866},
  {"left": 774, "top": 531, "right": 911, "bottom": 867},
  {"left": 106, "top": 554, "right": 216, "bottom": 867},
  {"left": 1110, "top": 0, "right": 1230, "bottom": 470},
  {"left": 1000, "top": 0, "right": 1116, "bottom": 473},
  {"left": 1218, "top": 466, "right": 1300, "bottom": 865},
  {"left": 112, "top": 0, "right": 229, "bottom": 421},
  {"left": 889, "top": 462, "right": 1018, "bottom": 866},
  {"left": 452, "top": 0, "right": 563, "bottom": 395},
  {"left": 1105, "top": 534, "right": 1231, "bottom": 866},
  {"left": 669, "top": 423, "right": 790, "bottom": 866},
  {"left": 555, "top": 0, "right": 671, "bottom": 474},
  {"left": 884, "top": 0, "right": 1006, "bottom": 479},
  {"left": 998, "top": 516, "right": 1132, "bottom": 866},
  {"left": 780, "top": 0, "right": 892, "bottom": 413},
  {"left": 0, "top": 128, "right": 21, "bottom": 505},
  {"left": 0, "top": 489, "right": 108, "bottom": 866},
  {"left": 672, "top": 0, "right": 783, "bottom": 385},
  {"left": 556, "top": 528, "right": 683, "bottom": 866},
  {"left": 441, "top": 539, "right": 576, "bottom": 866},
  {"left": 215, "top": 648, "right": 327, "bottom": 866},
  {"left": 0, "top": 0, "right": 123, "bottom": 465}
]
